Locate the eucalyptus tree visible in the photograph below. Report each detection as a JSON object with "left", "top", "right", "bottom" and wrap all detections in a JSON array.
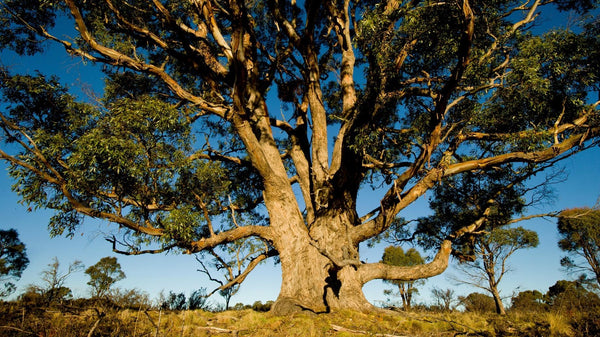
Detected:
[
  {"left": 453, "top": 227, "right": 539, "bottom": 315},
  {"left": 85, "top": 256, "right": 126, "bottom": 298},
  {"left": 412, "top": 165, "right": 548, "bottom": 315},
  {"left": 557, "top": 207, "right": 600, "bottom": 288},
  {"left": 381, "top": 246, "right": 425, "bottom": 310},
  {"left": 0, "top": 0, "right": 599, "bottom": 314},
  {"left": 0, "top": 229, "right": 29, "bottom": 297}
]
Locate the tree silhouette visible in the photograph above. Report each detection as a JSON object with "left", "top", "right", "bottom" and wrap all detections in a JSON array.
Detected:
[{"left": 0, "top": 229, "right": 29, "bottom": 297}]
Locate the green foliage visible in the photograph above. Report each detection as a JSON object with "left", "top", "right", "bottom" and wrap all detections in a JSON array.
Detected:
[
  {"left": 545, "top": 279, "right": 600, "bottom": 311},
  {"left": 0, "top": 69, "right": 257, "bottom": 247},
  {"left": 0, "top": 229, "right": 29, "bottom": 297},
  {"left": 85, "top": 256, "right": 126, "bottom": 298},
  {"left": 381, "top": 246, "right": 425, "bottom": 273},
  {"left": 381, "top": 246, "right": 425, "bottom": 309},
  {"left": 459, "top": 293, "right": 496, "bottom": 313},
  {"left": 510, "top": 290, "right": 547, "bottom": 312},
  {"left": 557, "top": 207, "right": 600, "bottom": 286}
]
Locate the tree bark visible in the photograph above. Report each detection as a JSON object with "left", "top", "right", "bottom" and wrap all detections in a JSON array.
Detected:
[
  {"left": 268, "top": 207, "right": 453, "bottom": 314},
  {"left": 490, "top": 286, "right": 506, "bottom": 315},
  {"left": 269, "top": 208, "right": 375, "bottom": 314}
]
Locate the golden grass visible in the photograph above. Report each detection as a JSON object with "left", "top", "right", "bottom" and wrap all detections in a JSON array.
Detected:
[{"left": 0, "top": 304, "right": 585, "bottom": 337}]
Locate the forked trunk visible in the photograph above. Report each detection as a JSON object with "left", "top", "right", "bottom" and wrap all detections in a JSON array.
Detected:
[
  {"left": 271, "top": 240, "right": 374, "bottom": 314},
  {"left": 269, "top": 207, "right": 374, "bottom": 314}
]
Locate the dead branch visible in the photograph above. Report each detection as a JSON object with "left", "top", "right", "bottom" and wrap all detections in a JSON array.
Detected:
[
  {"left": 0, "top": 325, "right": 37, "bottom": 335},
  {"left": 331, "top": 324, "right": 408, "bottom": 337},
  {"left": 195, "top": 325, "right": 240, "bottom": 336}
]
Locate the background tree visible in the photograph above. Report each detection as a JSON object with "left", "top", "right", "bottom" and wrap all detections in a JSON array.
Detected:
[
  {"left": 33, "top": 257, "right": 83, "bottom": 305},
  {"left": 85, "top": 256, "right": 126, "bottom": 299},
  {"left": 0, "top": 228, "right": 29, "bottom": 297},
  {"left": 510, "top": 290, "right": 546, "bottom": 312},
  {"left": 453, "top": 227, "right": 539, "bottom": 315},
  {"left": 188, "top": 288, "right": 210, "bottom": 310},
  {"left": 430, "top": 287, "right": 457, "bottom": 312},
  {"left": 195, "top": 238, "right": 273, "bottom": 310},
  {"left": 381, "top": 246, "right": 425, "bottom": 310},
  {"left": 545, "top": 279, "right": 600, "bottom": 314},
  {"left": 557, "top": 207, "right": 600, "bottom": 288},
  {"left": 409, "top": 164, "right": 552, "bottom": 315},
  {"left": 1, "top": 0, "right": 599, "bottom": 314},
  {"left": 161, "top": 291, "right": 187, "bottom": 311}
]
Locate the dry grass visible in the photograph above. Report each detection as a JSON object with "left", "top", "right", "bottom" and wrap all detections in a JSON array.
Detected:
[{"left": 0, "top": 303, "right": 587, "bottom": 336}]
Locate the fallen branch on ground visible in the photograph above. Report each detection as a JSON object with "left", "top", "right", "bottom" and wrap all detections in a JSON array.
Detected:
[{"left": 331, "top": 324, "right": 409, "bottom": 337}]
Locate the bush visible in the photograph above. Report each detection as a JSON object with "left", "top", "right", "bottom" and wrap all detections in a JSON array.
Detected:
[
  {"left": 188, "top": 288, "right": 209, "bottom": 310},
  {"left": 546, "top": 280, "right": 600, "bottom": 313},
  {"left": 110, "top": 288, "right": 151, "bottom": 309},
  {"left": 571, "top": 310, "right": 600, "bottom": 337},
  {"left": 510, "top": 290, "right": 547, "bottom": 312},
  {"left": 459, "top": 293, "right": 496, "bottom": 313},
  {"left": 161, "top": 291, "right": 187, "bottom": 311},
  {"left": 251, "top": 300, "right": 273, "bottom": 312}
]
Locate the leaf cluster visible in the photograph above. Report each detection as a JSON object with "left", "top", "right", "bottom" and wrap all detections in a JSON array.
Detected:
[
  {"left": 84, "top": 256, "right": 126, "bottom": 298},
  {"left": 0, "top": 228, "right": 29, "bottom": 297}
]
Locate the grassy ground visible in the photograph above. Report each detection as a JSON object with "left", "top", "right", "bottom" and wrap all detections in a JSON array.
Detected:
[{"left": 0, "top": 303, "right": 581, "bottom": 337}]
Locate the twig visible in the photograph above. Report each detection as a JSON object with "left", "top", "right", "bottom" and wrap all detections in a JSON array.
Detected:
[
  {"left": 0, "top": 325, "right": 37, "bottom": 335},
  {"left": 144, "top": 310, "right": 159, "bottom": 330}
]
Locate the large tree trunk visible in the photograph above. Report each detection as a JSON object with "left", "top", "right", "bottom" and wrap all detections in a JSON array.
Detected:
[
  {"left": 268, "top": 206, "right": 374, "bottom": 315},
  {"left": 271, "top": 241, "right": 374, "bottom": 315}
]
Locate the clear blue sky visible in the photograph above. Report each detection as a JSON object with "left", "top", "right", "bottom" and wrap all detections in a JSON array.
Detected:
[
  {"left": 2, "top": 149, "right": 599, "bottom": 307},
  {"left": 1, "top": 6, "right": 599, "bottom": 309}
]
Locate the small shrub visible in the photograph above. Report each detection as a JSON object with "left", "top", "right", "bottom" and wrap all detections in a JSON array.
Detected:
[{"left": 571, "top": 310, "right": 600, "bottom": 337}]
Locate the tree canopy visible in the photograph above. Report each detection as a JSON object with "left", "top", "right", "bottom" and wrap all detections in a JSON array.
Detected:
[
  {"left": 85, "top": 256, "right": 126, "bottom": 298},
  {"left": 1, "top": 0, "right": 599, "bottom": 313},
  {"left": 557, "top": 207, "right": 600, "bottom": 287},
  {"left": 0, "top": 229, "right": 29, "bottom": 297},
  {"left": 381, "top": 246, "right": 425, "bottom": 309}
]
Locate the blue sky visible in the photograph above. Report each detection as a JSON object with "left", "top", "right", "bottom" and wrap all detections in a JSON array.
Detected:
[
  {"left": 2, "top": 148, "right": 598, "bottom": 307},
  {"left": 1, "top": 5, "right": 599, "bottom": 308}
]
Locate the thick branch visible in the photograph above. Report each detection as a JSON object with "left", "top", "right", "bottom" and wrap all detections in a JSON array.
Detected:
[
  {"left": 204, "top": 249, "right": 278, "bottom": 297},
  {"left": 189, "top": 225, "right": 273, "bottom": 253},
  {"left": 359, "top": 240, "right": 452, "bottom": 283},
  {"left": 63, "top": 0, "right": 228, "bottom": 117},
  {"left": 353, "top": 125, "right": 600, "bottom": 244}
]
